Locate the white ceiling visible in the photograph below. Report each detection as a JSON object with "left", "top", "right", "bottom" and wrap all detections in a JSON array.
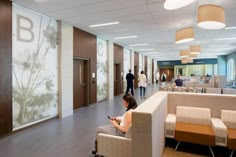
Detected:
[{"left": 12, "top": 0, "right": 236, "bottom": 61}]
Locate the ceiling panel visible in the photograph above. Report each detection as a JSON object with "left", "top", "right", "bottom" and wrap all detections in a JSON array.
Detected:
[{"left": 12, "top": 0, "right": 236, "bottom": 61}]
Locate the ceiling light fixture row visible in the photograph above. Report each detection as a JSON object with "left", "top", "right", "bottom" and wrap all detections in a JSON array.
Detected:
[
  {"left": 170, "top": 1, "right": 226, "bottom": 44},
  {"left": 179, "top": 46, "right": 201, "bottom": 64}
]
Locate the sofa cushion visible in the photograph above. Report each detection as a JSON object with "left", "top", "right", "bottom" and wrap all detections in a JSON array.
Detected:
[
  {"left": 221, "top": 110, "right": 236, "bottom": 129},
  {"left": 176, "top": 106, "right": 211, "bottom": 125},
  {"left": 205, "top": 88, "right": 221, "bottom": 94},
  {"left": 175, "top": 122, "right": 215, "bottom": 146},
  {"left": 228, "top": 128, "right": 236, "bottom": 150},
  {"left": 222, "top": 88, "right": 236, "bottom": 95}
]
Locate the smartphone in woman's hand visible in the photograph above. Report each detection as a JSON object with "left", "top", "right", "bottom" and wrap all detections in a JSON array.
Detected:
[{"left": 107, "top": 115, "right": 111, "bottom": 119}]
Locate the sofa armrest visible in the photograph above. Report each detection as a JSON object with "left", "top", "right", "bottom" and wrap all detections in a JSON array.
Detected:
[
  {"left": 165, "top": 114, "right": 176, "bottom": 138},
  {"left": 97, "top": 133, "right": 131, "bottom": 157},
  {"left": 211, "top": 118, "right": 227, "bottom": 146}
]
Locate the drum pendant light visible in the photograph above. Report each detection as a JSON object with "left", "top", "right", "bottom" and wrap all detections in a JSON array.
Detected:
[
  {"left": 190, "top": 46, "right": 201, "bottom": 54},
  {"left": 180, "top": 50, "right": 190, "bottom": 58},
  {"left": 176, "top": 27, "right": 194, "bottom": 44},
  {"left": 198, "top": 5, "right": 225, "bottom": 29}
]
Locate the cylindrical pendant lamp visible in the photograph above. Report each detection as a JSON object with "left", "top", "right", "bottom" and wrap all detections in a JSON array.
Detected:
[
  {"left": 187, "top": 58, "right": 194, "bottom": 63},
  {"left": 198, "top": 5, "right": 225, "bottom": 29},
  {"left": 181, "top": 58, "right": 188, "bottom": 64},
  {"left": 176, "top": 27, "right": 194, "bottom": 44},
  {"left": 189, "top": 53, "right": 197, "bottom": 59},
  {"left": 180, "top": 50, "right": 190, "bottom": 58},
  {"left": 190, "top": 46, "right": 201, "bottom": 54}
]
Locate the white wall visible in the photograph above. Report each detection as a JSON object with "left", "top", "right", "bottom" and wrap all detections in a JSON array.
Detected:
[
  {"left": 108, "top": 41, "right": 114, "bottom": 100},
  {"left": 58, "top": 21, "right": 73, "bottom": 118}
]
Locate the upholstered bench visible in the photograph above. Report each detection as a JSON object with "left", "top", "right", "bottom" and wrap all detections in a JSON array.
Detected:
[
  {"left": 228, "top": 129, "right": 236, "bottom": 156},
  {"left": 175, "top": 123, "right": 215, "bottom": 146},
  {"left": 165, "top": 114, "right": 176, "bottom": 138},
  {"left": 205, "top": 88, "right": 222, "bottom": 94},
  {"left": 174, "top": 106, "right": 215, "bottom": 157},
  {"left": 222, "top": 88, "right": 236, "bottom": 95},
  {"left": 211, "top": 118, "right": 227, "bottom": 146},
  {"left": 221, "top": 110, "right": 236, "bottom": 157}
]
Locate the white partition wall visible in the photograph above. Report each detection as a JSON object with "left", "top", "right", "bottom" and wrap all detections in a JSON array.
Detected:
[
  {"left": 131, "top": 50, "right": 134, "bottom": 74},
  {"left": 108, "top": 41, "right": 114, "bottom": 100},
  {"left": 147, "top": 57, "right": 152, "bottom": 84},
  {"left": 58, "top": 21, "right": 73, "bottom": 119},
  {"left": 139, "top": 54, "right": 144, "bottom": 73}
]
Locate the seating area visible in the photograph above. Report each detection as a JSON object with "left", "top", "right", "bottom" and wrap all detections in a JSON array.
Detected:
[
  {"left": 97, "top": 91, "right": 236, "bottom": 157},
  {"left": 165, "top": 92, "right": 236, "bottom": 157},
  {"left": 159, "top": 85, "right": 236, "bottom": 95}
]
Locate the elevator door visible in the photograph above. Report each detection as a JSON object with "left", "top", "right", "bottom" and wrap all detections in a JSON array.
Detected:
[
  {"left": 73, "top": 59, "right": 89, "bottom": 109},
  {"left": 114, "top": 63, "right": 121, "bottom": 96},
  {"left": 134, "top": 66, "right": 138, "bottom": 89}
]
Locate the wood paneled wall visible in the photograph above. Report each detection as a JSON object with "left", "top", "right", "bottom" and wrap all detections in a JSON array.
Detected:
[
  {"left": 134, "top": 52, "right": 139, "bottom": 67},
  {"left": 114, "top": 44, "right": 123, "bottom": 94},
  {"left": 134, "top": 52, "right": 139, "bottom": 88},
  {"left": 0, "top": 0, "right": 12, "bottom": 135},
  {"left": 114, "top": 44, "right": 123, "bottom": 64},
  {"left": 73, "top": 28, "right": 97, "bottom": 104},
  {"left": 144, "top": 56, "right": 147, "bottom": 74}
]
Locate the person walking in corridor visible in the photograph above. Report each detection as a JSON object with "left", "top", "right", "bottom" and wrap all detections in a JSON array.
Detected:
[
  {"left": 125, "top": 69, "right": 135, "bottom": 96},
  {"left": 138, "top": 70, "right": 147, "bottom": 99}
]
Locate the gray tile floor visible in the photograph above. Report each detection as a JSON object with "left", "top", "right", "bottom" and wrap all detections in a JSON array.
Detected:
[{"left": 0, "top": 84, "right": 233, "bottom": 157}]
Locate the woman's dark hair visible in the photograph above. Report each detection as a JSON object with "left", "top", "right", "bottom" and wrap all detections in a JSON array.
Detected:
[
  {"left": 141, "top": 70, "right": 144, "bottom": 74},
  {"left": 123, "top": 94, "right": 138, "bottom": 111}
]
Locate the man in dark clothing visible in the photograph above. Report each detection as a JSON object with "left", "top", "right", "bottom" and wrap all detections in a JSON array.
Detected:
[
  {"left": 125, "top": 69, "right": 135, "bottom": 96},
  {"left": 175, "top": 74, "right": 184, "bottom": 86}
]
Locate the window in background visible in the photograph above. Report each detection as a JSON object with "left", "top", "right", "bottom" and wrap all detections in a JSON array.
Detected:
[{"left": 227, "top": 58, "right": 235, "bottom": 81}]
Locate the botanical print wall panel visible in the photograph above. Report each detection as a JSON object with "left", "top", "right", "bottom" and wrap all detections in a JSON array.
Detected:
[
  {"left": 97, "top": 38, "right": 108, "bottom": 101},
  {"left": 147, "top": 58, "right": 152, "bottom": 84},
  {"left": 123, "top": 49, "right": 131, "bottom": 92},
  {"left": 12, "top": 4, "right": 58, "bottom": 129}
]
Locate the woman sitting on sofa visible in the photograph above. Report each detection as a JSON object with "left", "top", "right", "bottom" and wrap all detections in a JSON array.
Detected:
[{"left": 92, "top": 94, "right": 138, "bottom": 155}]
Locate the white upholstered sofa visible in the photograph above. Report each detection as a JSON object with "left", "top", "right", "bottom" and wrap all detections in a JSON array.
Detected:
[
  {"left": 97, "top": 92, "right": 167, "bottom": 157},
  {"left": 97, "top": 92, "right": 236, "bottom": 157}
]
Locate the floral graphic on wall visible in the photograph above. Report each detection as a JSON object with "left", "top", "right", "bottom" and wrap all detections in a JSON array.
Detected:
[
  {"left": 97, "top": 38, "right": 107, "bottom": 101},
  {"left": 12, "top": 4, "right": 58, "bottom": 129},
  {"left": 123, "top": 49, "right": 131, "bottom": 92},
  {"left": 147, "top": 58, "right": 152, "bottom": 84}
]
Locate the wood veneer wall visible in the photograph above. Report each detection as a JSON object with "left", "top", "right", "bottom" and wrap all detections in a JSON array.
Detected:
[
  {"left": 73, "top": 28, "right": 97, "bottom": 104},
  {"left": 0, "top": 0, "right": 12, "bottom": 135},
  {"left": 134, "top": 52, "right": 139, "bottom": 67},
  {"left": 114, "top": 44, "right": 123, "bottom": 94}
]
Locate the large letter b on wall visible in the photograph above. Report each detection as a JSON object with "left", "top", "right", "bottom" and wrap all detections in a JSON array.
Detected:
[{"left": 17, "top": 14, "right": 34, "bottom": 42}]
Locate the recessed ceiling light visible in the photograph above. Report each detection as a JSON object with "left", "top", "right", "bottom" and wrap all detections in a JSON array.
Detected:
[
  {"left": 129, "top": 43, "right": 148, "bottom": 46},
  {"left": 208, "top": 45, "right": 231, "bottom": 47},
  {"left": 141, "top": 52, "right": 159, "bottom": 55},
  {"left": 139, "top": 49, "right": 155, "bottom": 51},
  {"left": 164, "top": 0, "right": 195, "bottom": 10},
  {"left": 114, "top": 36, "right": 138, "bottom": 40},
  {"left": 34, "top": 0, "right": 48, "bottom": 3},
  {"left": 89, "top": 22, "right": 119, "bottom": 27},
  {"left": 225, "top": 27, "right": 236, "bottom": 30},
  {"left": 215, "top": 38, "right": 236, "bottom": 41}
]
